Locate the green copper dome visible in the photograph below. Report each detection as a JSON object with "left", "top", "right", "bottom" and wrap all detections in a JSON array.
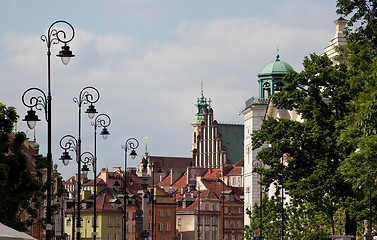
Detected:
[{"left": 258, "top": 55, "right": 293, "bottom": 76}]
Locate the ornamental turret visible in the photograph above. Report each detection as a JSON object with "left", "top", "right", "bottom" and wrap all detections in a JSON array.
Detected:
[{"left": 258, "top": 54, "right": 293, "bottom": 99}]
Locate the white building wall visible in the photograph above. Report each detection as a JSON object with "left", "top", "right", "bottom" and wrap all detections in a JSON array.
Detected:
[{"left": 242, "top": 103, "right": 268, "bottom": 226}]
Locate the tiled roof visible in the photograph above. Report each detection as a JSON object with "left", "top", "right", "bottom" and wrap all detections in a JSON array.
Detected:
[
  {"left": 149, "top": 156, "right": 193, "bottom": 169},
  {"left": 157, "top": 175, "right": 171, "bottom": 188},
  {"left": 227, "top": 166, "right": 242, "bottom": 175},
  {"left": 234, "top": 158, "right": 244, "bottom": 167},
  {"left": 202, "top": 169, "right": 222, "bottom": 179},
  {"left": 218, "top": 124, "right": 244, "bottom": 165}
]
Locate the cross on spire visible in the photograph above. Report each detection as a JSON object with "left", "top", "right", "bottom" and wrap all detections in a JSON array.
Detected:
[
  {"left": 144, "top": 135, "right": 149, "bottom": 153},
  {"left": 200, "top": 82, "right": 204, "bottom": 93}
]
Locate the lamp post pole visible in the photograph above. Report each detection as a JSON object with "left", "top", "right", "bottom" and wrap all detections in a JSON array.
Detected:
[
  {"left": 21, "top": 20, "right": 75, "bottom": 240},
  {"left": 252, "top": 159, "right": 263, "bottom": 239},
  {"left": 216, "top": 170, "right": 225, "bottom": 240},
  {"left": 151, "top": 158, "right": 164, "bottom": 240},
  {"left": 92, "top": 114, "right": 111, "bottom": 240},
  {"left": 121, "top": 138, "right": 139, "bottom": 240},
  {"left": 74, "top": 87, "right": 99, "bottom": 240},
  {"left": 59, "top": 86, "right": 99, "bottom": 240},
  {"left": 60, "top": 135, "right": 95, "bottom": 240}
]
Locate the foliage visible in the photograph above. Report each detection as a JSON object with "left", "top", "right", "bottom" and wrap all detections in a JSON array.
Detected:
[
  {"left": 336, "top": 0, "right": 377, "bottom": 46},
  {"left": 251, "top": 53, "right": 354, "bottom": 235},
  {"left": 0, "top": 103, "right": 43, "bottom": 231}
]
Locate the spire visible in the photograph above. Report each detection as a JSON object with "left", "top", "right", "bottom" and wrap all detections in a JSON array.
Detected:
[
  {"left": 33, "top": 129, "right": 40, "bottom": 153},
  {"left": 192, "top": 83, "right": 208, "bottom": 125},
  {"left": 144, "top": 135, "right": 149, "bottom": 155}
]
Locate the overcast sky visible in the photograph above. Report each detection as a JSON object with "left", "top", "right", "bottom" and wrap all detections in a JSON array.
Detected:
[{"left": 1, "top": 0, "right": 340, "bottom": 179}]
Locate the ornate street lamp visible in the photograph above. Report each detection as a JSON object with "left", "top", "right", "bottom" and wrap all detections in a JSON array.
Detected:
[
  {"left": 21, "top": 20, "right": 75, "bottom": 240},
  {"left": 121, "top": 138, "right": 139, "bottom": 240},
  {"left": 59, "top": 135, "right": 95, "bottom": 240},
  {"left": 59, "top": 85, "right": 99, "bottom": 240},
  {"left": 91, "top": 113, "right": 111, "bottom": 240},
  {"left": 216, "top": 170, "right": 225, "bottom": 240},
  {"left": 150, "top": 157, "right": 164, "bottom": 240}
]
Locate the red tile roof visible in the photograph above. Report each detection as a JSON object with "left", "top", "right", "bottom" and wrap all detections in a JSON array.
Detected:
[{"left": 227, "top": 166, "right": 242, "bottom": 175}]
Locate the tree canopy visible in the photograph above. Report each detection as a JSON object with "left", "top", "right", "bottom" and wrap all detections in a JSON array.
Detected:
[
  {"left": 0, "top": 103, "right": 43, "bottom": 231},
  {"left": 246, "top": 1, "right": 377, "bottom": 238}
]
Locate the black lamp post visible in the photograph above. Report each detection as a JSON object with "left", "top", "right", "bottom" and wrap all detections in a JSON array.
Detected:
[
  {"left": 121, "top": 138, "right": 139, "bottom": 240},
  {"left": 150, "top": 158, "right": 164, "bottom": 240},
  {"left": 60, "top": 135, "right": 94, "bottom": 240},
  {"left": 59, "top": 92, "right": 98, "bottom": 240},
  {"left": 21, "top": 20, "right": 75, "bottom": 240},
  {"left": 91, "top": 113, "right": 111, "bottom": 240},
  {"left": 252, "top": 159, "right": 263, "bottom": 239},
  {"left": 216, "top": 170, "right": 225, "bottom": 240}
]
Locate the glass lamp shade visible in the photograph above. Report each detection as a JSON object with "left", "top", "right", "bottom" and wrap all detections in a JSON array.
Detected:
[
  {"left": 23, "top": 109, "right": 40, "bottom": 129},
  {"left": 130, "top": 149, "right": 137, "bottom": 159},
  {"left": 56, "top": 44, "right": 75, "bottom": 65},
  {"left": 81, "top": 164, "right": 90, "bottom": 175},
  {"left": 60, "top": 151, "right": 72, "bottom": 166},
  {"left": 100, "top": 127, "right": 110, "bottom": 139},
  {"left": 85, "top": 104, "right": 97, "bottom": 119}
]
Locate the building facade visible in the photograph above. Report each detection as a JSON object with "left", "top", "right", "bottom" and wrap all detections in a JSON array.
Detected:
[{"left": 241, "top": 55, "right": 293, "bottom": 226}]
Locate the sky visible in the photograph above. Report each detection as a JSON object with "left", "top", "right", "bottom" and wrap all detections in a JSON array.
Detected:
[{"left": 0, "top": 0, "right": 340, "bottom": 179}]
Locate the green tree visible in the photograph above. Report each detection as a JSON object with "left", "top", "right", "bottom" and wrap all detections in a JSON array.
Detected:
[
  {"left": 0, "top": 103, "right": 43, "bottom": 231},
  {"left": 251, "top": 53, "right": 355, "bottom": 235}
]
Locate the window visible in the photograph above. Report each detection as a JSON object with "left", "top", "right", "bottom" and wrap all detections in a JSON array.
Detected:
[
  {"left": 126, "top": 212, "right": 129, "bottom": 220},
  {"left": 212, "top": 216, "right": 217, "bottom": 226},
  {"left": 126, "top": 224, "right": 129, "bottom": 233},
  {"left": 213, "top": 231, "right": 217, "bottom": 240},
  {"left": 238, "top": 177, "right": 241, "bottom": 185},
  {"left": 158, "top": 210, "right": 163, "bottom": 217},
  {"left": 66, "top": 219, "right": 71, "bottom": 226},
  {"left": 132, "top": 225, "right": 135, "bottom": 233},
  {"left": 205, "top": 216, "right": 210, "bottom": 225},
  {"left": 132, "top": 212, "right": 136, "bottom": 220},
  {"left": 115, "top": 234, "right": 119, "bottom": 240},
  {"left": 225, "top": 220, "right": 228, "bottom": 228},
  {"left": 107, "top": 234, "right": 112, "bottom": 240},
  {"left": 224, "top": 207, "right": 228, "bottom": 214},
  {"left": 149, "top": 209, "right": 152, "bottom": 215},
  {"left": 205, "top": 232, "right": 210, "bottom": 239},
  {"left": 231, "top": 220, "right": 235, "bottom": 229},
  {"left": 149, "top": 222, "right": 152, "bottom": 230},
  {"left": 108, "top": 217, "right": 112, "bottom": 226},
  {"left": 115, "top": 217, "right": 120, "bottom": 227},
  {"left": 166, "top": 222, "right": 171, "bottom": 231},
  {"left": 177, "top": 217, "right": 182, "bottom": 226},
  {"left": 166, "top": 210, "right": 170, "bottom": 217},
  {"left": 213, "top": 205, "right": 217, "bottom": 211},
  {"left": 158, "top": 223, "right": 163, "bottom": 231}
]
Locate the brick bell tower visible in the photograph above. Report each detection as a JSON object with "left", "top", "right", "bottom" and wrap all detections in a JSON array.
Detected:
[{"left": 192, "top": 83, "right": 227, "bottom": 169}]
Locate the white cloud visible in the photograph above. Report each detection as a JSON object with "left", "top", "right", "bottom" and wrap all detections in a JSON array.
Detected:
[{"left": 0, "top": 0, "right": 338, "bottom": 179}]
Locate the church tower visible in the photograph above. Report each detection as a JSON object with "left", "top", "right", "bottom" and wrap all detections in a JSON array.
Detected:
[
  {"left": 191, "top": 85, "right": 231, "bottom": 169},
  {"left": 242, "top": 55, "right": 293, "bottom": 225}
]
